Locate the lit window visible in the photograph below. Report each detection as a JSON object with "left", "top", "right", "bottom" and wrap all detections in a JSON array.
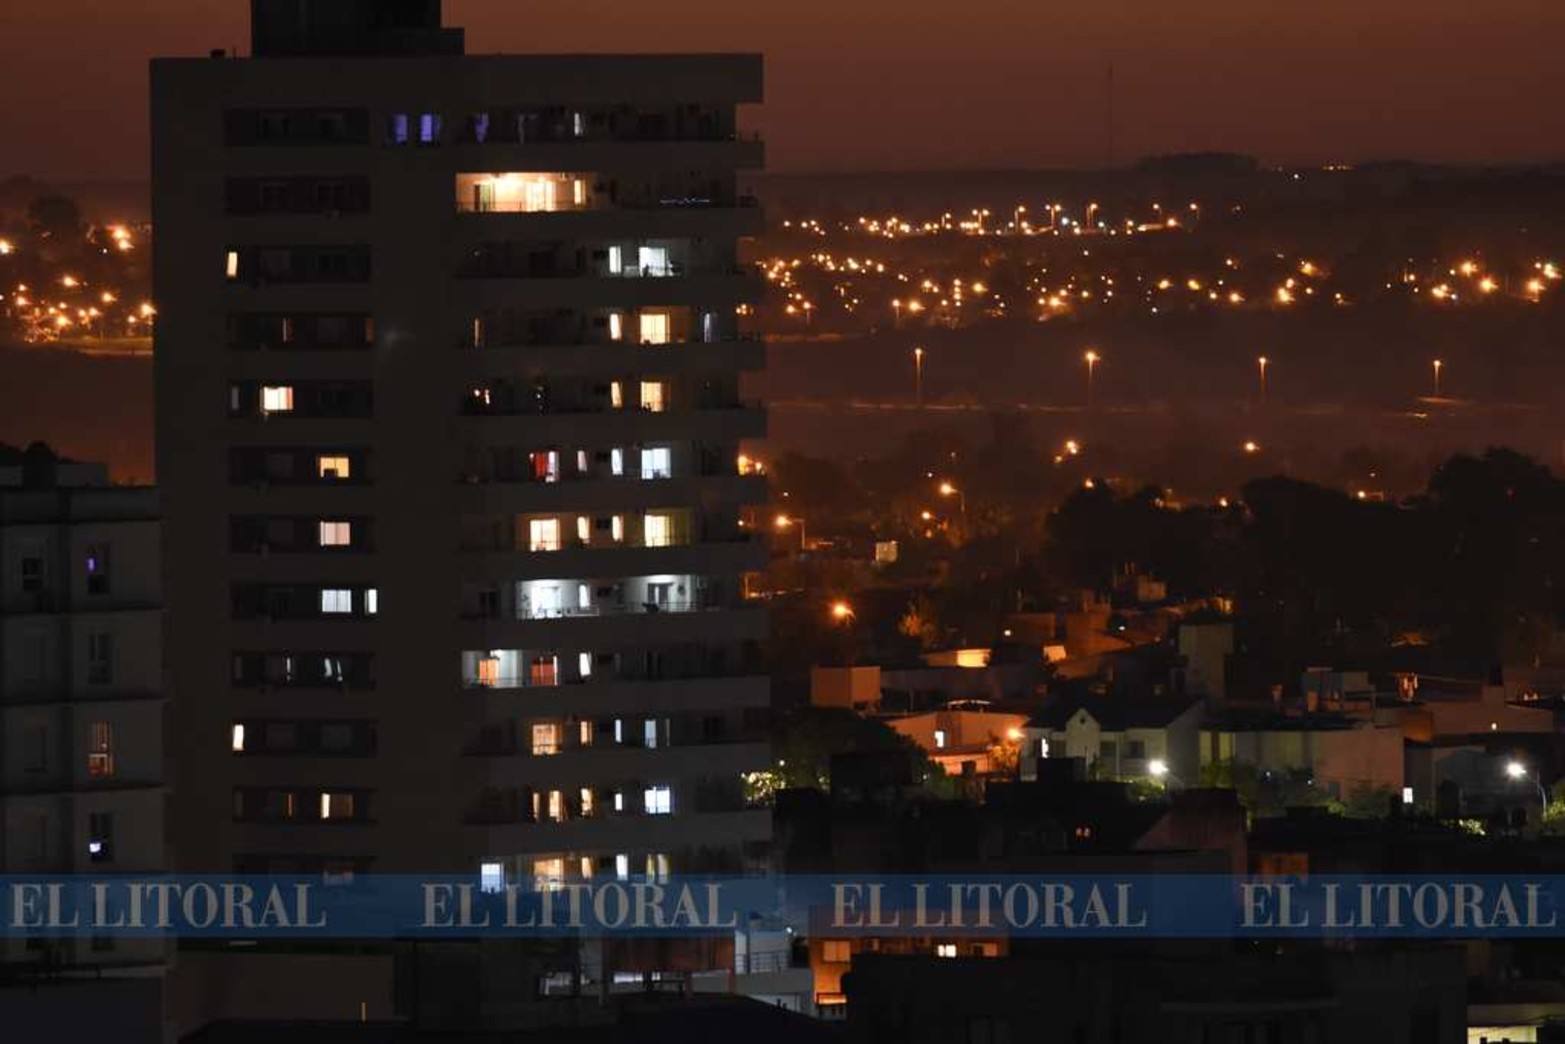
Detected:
[
  {"left": 936, "top": 943, "right": 958, "bottom": 958},
  {"left": 611, "top": 516, "right": 625, "bottom": 543},
  {"left": 546, "top": 790, "right": 566, "bottom": 822},
  {"left": 643, "top": 785, "right": 672, "bottom": 815},
  {"left": 638, "top": 245, "right": 671, "bottom": 277},
  {"left": 638, "top": 312, "right": 671, "bottom": 345},
  {"left": 1402, "top": 786, "right": 1415, "bottom": 805},
  {"left": 822, "top": 940, "right": 851, "bottom": 963},
  {"left": 226, "top": 250, "right": 240, "bottom": 280},
  {"left": 608, "top": 246, "right": 624, "bottom": 275},
  {"left": 614, "top": 853, "right": 629, "bottom": 880},
  {"left": 644, "top": 720, "right": 660, "bottom": 750},
  {"left": 639, "top": 381, "right": 666, "bottom": 413},
  {"left": 531, "top": 723, "right": 559, "bottom": 756},
  {"left": 580, "top": 787, "right": 595, "bottom": 817},
  {"left": 934, "top": 729, "right": 947, "bottom": 749},
  {"left": 88, "top": 812, "right": 113, "bottom": 863},
  {"left": 643, "top": 513, "right": 673, "bottom": 548},
  {"left": 320, "top": 588, "right": 353, "bottom": 614},
  {"left": 318, "top": 521, "right": 352, "bottom": 547},
  {"left": 578, "top": 721, "right": 593, "bottom": 746},
  {"left": 578, "top": 651, "right": 592, "bottom": 678},
  {"left": 640, "top": 447, "right": 671, "bottom": 480},
  {"left": 86, "top": 543, "right": 111, "bottom": 595},
  {"left": 317, "top": 455, "right": 351, "bottom": 480},
  {"left": 479, "top": 861, "right": 505, "bottom": 894},
  {"left": 417, "top": 112, "right": 442, "bottom": 144},
  {"left": 87, "top": 722, "right": 115, "bottom": 778},
  {"left": 608, "top": 312, "right": 624, "bottom": 341},
  {"left": 579, "top": 856, "right": 594, "bottom": 878},
  {"left": 613, "top": 789, "right": 625, "bottom": 812},
  {"left": 319, "top": 792, "right": 355, "bottom": 820},
  {"left": 576, "top": 517, "right": 590, "bottom": 544},
  {"left": 366, "top": 589, "right": 378, "bottom": 615},
  {"left": 649, "top": 852, "right": 670, "bottom": 882},
  {"left": 610, "top": 448, "right": 625, "bottom": 476},
  {"left": 260, "top": 385, "right": 294, "bottom": 414},
  {"left": 529, "top": 518, "right": 561, "bottom": 552},
  {"left": 533, "top": 857, "right": 565, "bottom": 889},
  {"left": 231, "top": 724, "right": 246, "bottom": 752}
]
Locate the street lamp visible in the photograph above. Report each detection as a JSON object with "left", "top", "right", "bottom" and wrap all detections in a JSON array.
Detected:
[
  {"left": 830, "top": 600, "right": 855, "bottom": 623},
  {"left": 1257, "top": 355, "right": 1269, "bottom": 402},
  {"left": 1149, "top": 759, "right": 1183, "bottom": 788},
  {"left": 1083, "top": 350, "right": 1100, "bottom": 409},
  {"left": 914, "top": 346, "right": 925, "bottom": 408},
  {"left": 1506, "top": 760, "right": 1549, "bottom": 808},
  {"left": 892, "top": 299, "right": 902, "bottom": 328},
  {"left": 774, "top": 513, "right": 807, "bottom": 551},
  {"left": 1432, "top": 358, "right": 1443, "bottom": 397},
  {"left": 938, "top": 481, "right": 966, "bottom": 515}
]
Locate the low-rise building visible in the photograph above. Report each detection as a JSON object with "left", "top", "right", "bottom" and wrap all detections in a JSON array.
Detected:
[{"left": 1022, "top": 697, "right": 1203, "bottom": 785}]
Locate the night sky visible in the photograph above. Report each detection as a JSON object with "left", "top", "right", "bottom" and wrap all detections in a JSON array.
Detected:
[{"left": 1, "top": 0, "right": 1562, "bottom": 178}]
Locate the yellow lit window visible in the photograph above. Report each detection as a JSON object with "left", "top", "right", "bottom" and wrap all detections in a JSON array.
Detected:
[
  {"left": 531, "top": 723, "right": 559, "bottom": 755},
  {"left": 317, "top": 455, "right": 351, "bottom": 480},
  {"left": 643, "top": 513, "right": 673, "bottom": 548},
  {"left": 639, "top": 381, "right": 666, "bottom": 413},
  {"left": 231, "top": 724, "right": 246, "bottom": 752},
  {"left": 638, "top": 312, "right": 670, "bottom": 345}
]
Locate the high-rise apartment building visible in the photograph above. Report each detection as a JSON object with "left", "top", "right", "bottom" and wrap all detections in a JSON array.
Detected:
[
  {"left": 0, "top": 443, "right": 164, "bottom": 970},
  {"left": 153, "top": 0, "right": 769, "bottom": 891}
]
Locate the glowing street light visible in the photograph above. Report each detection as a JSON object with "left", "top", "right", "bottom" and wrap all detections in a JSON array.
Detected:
[
  {"left": 1432, "top": 358, "right": 1443, "bottom": 396},
  {"left": 1242, "top": 440, "right": 1260, "bottom": 454},
  {"left": 1257, "top": 356, "right": 1269, "bottom": 402},
  {"left": 830, "top": 600, "right": 855, "bottom": 623},
  {"left": 1084, "top": 350, "right": 1100, "bottom": 408},
  {"left": 914, "top": 346, "right": 925, "bottom": 408},
  {"left": 938, "top": 481, "right": 966, "bottom": 515},
  {"left": 1505, "top": 760, "right": 1549, "bottom": 808},
  {"left": 774, "top": 513, "right": 807, "bottom": 551}
]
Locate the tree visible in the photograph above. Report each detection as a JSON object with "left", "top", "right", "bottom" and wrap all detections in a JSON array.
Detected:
[
  {"left": 26, "top": 194, "right": 81, "bottom": 242},
  {"left": 897, "top": 595, "right": 941, "bottom": 650}
]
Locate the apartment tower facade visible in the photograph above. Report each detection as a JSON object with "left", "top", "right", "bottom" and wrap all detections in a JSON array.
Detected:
[
  {"left": 153, "top": 0, "right": 769, "bottom": 890},
  {"left": 0, "top": 444, "right": 164, "bottom": 971}
]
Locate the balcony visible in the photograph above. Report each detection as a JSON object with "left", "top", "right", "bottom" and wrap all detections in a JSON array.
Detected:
[
  {"left": 460, "top": 403, "right": 767, "bottom": 447},
  {"left": 462, "top": 603, "right": 767, "bottom": 648},
  {"left": 471, "top": 540, "right": 767, "bottom": 583},
  {"left": 466, "top": 808, "right": 772, "bottom": 850}
]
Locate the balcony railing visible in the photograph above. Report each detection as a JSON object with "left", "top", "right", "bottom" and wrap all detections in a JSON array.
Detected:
[
  {"left": 459, "top": 398, "right": 758, "bottom": 418},
  {"left": 456, "top": 331, "right": 760, "bottom": 350},
  {"left": 516, "top": 599, "right": 741, "bottom": 621},
  {"left": 456, "top": 195, "right": 758, "bottom": 215}
]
